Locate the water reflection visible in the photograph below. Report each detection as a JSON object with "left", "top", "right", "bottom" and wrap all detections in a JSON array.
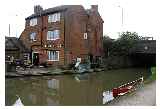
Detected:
[
  {"left": 13, "top": 96, "right": 24, "bottom": 106},
  {"left": 6, "top": 68, "right": 149, "bottom": 106},
  {"left": 48, "top": 79, "right": 59, "bottom": 89},
  {"left": 28, "top": 93, "right": 36, "bottom": 104},
  {"left": 74, "top": 74, "right": 89, "bottom": 82}
]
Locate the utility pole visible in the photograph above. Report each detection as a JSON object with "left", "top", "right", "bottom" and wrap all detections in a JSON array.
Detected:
[
  {"left": 9, "top": 24, "right": 10, "bottom": 37},
  {"left": 117, "top": 5, "right": 124, "bottom": 28},
  {"left": 122, "top": 7, "right": 123, "bottom": 27},
  {"left": 16, "top": 14, "right": 18, "bottom": 37}
]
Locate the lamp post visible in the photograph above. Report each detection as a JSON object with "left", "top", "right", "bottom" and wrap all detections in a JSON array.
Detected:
[
  {"left": 117, "top": 5, "right": 124, "bottom": 28},
  {"left": 9, "top": 24, "right": 10, "bottom": 37},
  {"left": 13, "top": 14, "right": 18, "bottom": 37},
  {"left": 16, "top": 14, "right": 18, "bottom": 37}
]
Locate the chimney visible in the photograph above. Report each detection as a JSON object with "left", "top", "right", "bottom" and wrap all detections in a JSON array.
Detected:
[
  {"left": 34, "top": 5, "right": 43, "bottom": 14},
  {"left": 91, "top": 5, "right": 98, "bottom": 11}
]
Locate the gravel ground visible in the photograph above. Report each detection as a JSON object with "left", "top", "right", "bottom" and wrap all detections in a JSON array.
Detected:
[{"left": 107, "top": 81, "right": 156, "bottom": 106}]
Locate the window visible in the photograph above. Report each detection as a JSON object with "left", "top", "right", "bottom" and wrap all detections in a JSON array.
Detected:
[
  {"left": 30, "top": 32, "right": 36, "bottom": 41},
  {"left": 48, "top": 13, "right": 60, "bottom": 23},
  {"left": 30, "top": 18, "right": 37, "bottom": 26},
  {"left": 47, "top": 30, "right": 60, "bottom": 40},
  {"left": 48, "top": 51, "right": 59, "bottom": 61},
  {"left": 84, "top": 33, "right": 88, "bottom": 39},
  {"left": 54, "top": 30, "right": 60, "bottom": 39}
]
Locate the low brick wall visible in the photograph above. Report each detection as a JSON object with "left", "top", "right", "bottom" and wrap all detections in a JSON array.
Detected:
[{"left": 104, "top": 56, "right": 133, "bottom": 69}]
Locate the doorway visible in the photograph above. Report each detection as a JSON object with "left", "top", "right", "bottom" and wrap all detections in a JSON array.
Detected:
[{"left": 33, "top": 53, "right": 39, "bottom": 65}]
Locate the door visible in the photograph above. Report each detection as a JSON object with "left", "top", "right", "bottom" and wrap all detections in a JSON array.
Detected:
[{"left": 33, "top": 53, "right": 39, "bottom": 65}]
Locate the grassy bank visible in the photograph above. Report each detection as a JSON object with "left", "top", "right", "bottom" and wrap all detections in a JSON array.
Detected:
[
  {"left": 144, "top": 66, "right": 156, "bottom": 84},
  {"left": 151, "top": 67, "right": 156, "bottom": 80}
]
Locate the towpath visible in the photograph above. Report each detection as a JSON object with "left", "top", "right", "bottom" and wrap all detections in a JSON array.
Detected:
[{"left": 107, "top": 81, "right": 156, "bottom": 106}]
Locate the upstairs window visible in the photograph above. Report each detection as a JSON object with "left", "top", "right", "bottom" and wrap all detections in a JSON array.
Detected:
[
  {"left": 30, "top": 18, "right": 37, "bottom": 26},
  {"left": 48, "top": 13, "right": 60, "bottom": 23},
  {"left": 47, "top": 30, "right": 60, "bottom": 40},
  {"left": 48, "top": 51, "right": 59, "bottom": 61},
  {"left": 30, "top": 32, "right": 36, "bottom": 41}
]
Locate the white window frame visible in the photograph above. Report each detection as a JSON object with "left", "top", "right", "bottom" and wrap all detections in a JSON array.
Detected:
[
  {"left": 54, "top": 30, "right": 60, "bottom": 39},
  {"left": 47, "top": 30, "right": 60, "bottom": 40},
  {"left": 84, "top": 33, "right": 88, "bottom": 39},
  {"left": 47, "top": 51, "right": 59, "bottom": 61},
  {"left": 30, "top": 32, "right": 36, "bottom": 41},
  {"left": 48, "top": 13, "right": 60, "bottom": 23},
  {"left": 30, "top": 18, "right": 37, "bottom": 26}
]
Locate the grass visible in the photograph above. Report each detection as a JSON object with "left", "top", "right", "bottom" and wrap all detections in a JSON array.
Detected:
[
  {"left": 144, "top": 66, "right": 156, "bottom": 84},
  {"left": 151, "top": 66, "right": 156, "bottom": 80}
]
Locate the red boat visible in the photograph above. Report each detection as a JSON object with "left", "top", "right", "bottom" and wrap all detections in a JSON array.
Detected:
[
  {"left": 112, "top": 77, "right": 143, "bottom": 97},
  {"left": 103, "top": 77, "right": 143, "bottom": 104}
]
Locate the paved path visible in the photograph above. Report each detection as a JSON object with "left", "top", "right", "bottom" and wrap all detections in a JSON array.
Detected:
[{"left": 107, "top": 81, "right": 156, "bottom": 106}]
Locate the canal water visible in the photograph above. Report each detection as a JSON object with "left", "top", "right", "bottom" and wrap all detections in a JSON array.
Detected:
[{"left": 5, "top": 68, "right": 150, "bottom": 106}]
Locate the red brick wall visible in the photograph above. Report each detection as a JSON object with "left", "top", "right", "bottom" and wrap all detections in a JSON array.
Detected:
[
  {"left": 64, "top": 6, "right": 90, "bottom": 64},
  {"left": 87, "top": 9, "right": 104, "bottom": 57}
]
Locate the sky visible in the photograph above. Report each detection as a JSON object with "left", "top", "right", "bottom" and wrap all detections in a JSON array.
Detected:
[{"left": 0, "top": 0, "right": 160, "bottom": 39}]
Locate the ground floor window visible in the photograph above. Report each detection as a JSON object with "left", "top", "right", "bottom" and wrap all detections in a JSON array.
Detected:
[{"left": 47, "top": 51, "right": 59, "bottom": 61}]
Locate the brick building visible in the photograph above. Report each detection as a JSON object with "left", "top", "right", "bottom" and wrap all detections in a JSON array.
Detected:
[{"left": 19, "top": 5, "right": 103, "bottom": 66}]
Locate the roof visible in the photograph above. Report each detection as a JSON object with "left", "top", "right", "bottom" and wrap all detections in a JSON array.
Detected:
[
  {"left": 25, "top": 5, "right": 83, "bottom": 20},
  {"left": 5, "top": 37, "right": 30, "bottom": 52}
]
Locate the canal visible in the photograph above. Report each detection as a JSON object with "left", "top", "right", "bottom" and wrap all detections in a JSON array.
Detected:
[{"left": 5, "top": 68, "right": 150, "bottom": 106}]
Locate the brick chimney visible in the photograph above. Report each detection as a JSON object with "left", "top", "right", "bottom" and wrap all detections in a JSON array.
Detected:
[
  {"left": 91, "top": 5, "right": 98, "bottom": 11},
  {"left": 34, "top": 5, "right": 43, "bottom": 14}
]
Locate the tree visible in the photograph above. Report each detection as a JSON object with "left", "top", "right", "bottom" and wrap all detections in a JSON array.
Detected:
[
  {"left": 103, "top": 31, "right": 143, "bottom": 57},
  {"left": 115, "top": 31, "right": 142, "bottom": 55},
  {"left": 103, "top": 35, "right": 114, "bottom": 57},
  {"left": 118, "top": 31, "right": 142, "bottom": 40}
]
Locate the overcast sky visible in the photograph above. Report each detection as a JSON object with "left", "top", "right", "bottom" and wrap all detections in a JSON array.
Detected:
[{"left": 0, "top": 0, "right": 160, "bottom": 39}]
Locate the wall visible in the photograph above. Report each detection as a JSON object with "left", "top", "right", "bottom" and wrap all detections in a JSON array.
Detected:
[
  {"left": 64, "top": 6, "right": 89, "bottom": 64},
  {"left": 64, "top": 6, "right": 104, "bottom": 64},
  {"left": 104, "top": 56, "right": 133, "bottom": 69}
]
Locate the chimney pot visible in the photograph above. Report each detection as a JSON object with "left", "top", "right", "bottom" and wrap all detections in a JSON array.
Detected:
[
  {"left": 91, "top": 5, "right": 98, "bottom": 11},
  {"left": 34, "top": 5, "right": 43, "bottom": 14}
]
